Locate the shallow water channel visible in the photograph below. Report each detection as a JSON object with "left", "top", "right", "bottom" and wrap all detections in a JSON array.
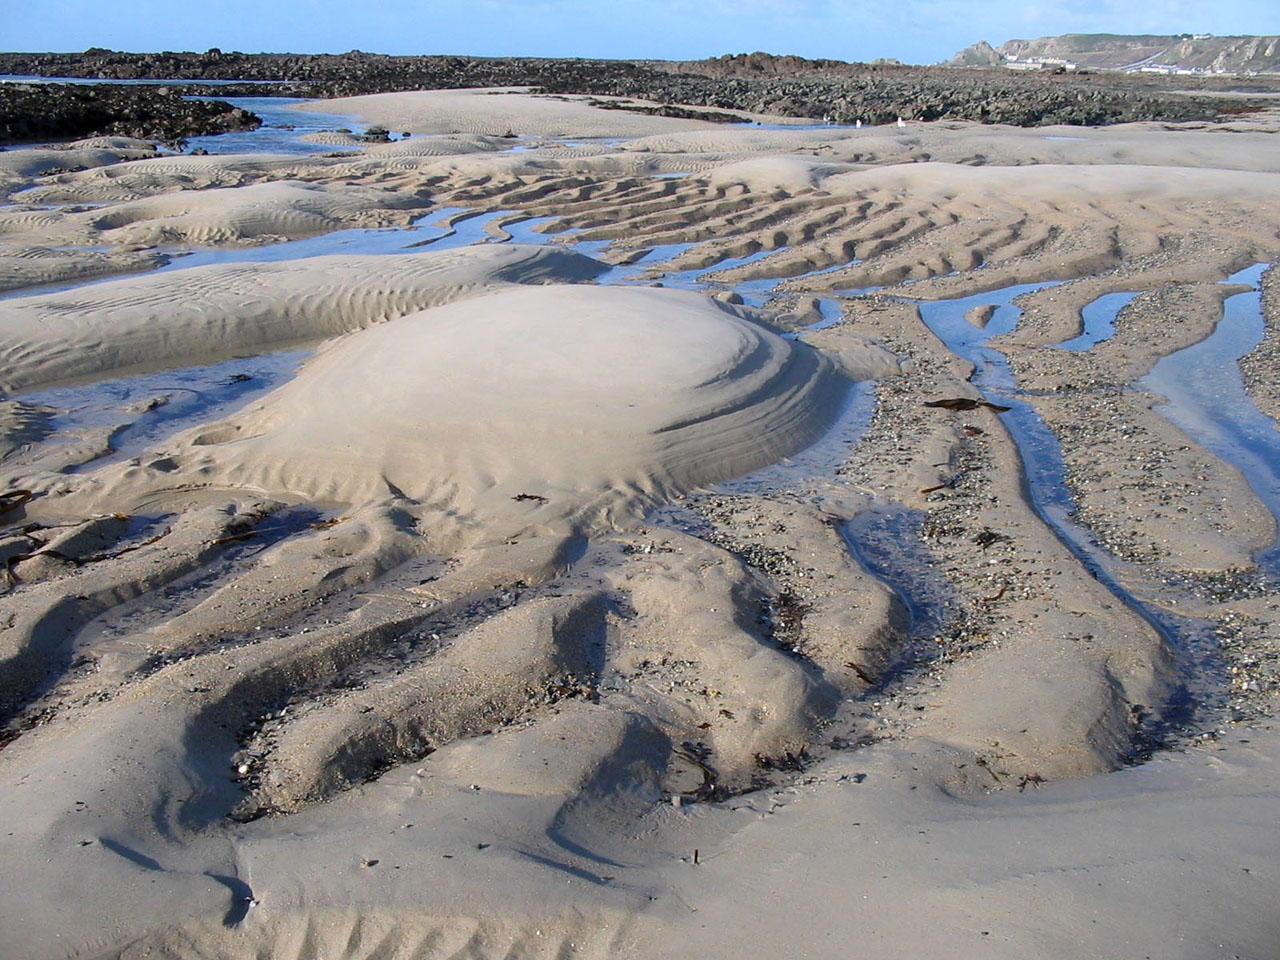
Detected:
[
  {"left": 1141, "top": 265, "right": 1280, "bottom": 573},
  {"left": 183, "top": 97, "right": 371, "bottom": 155},
  {"left": 905, "top": 265, "right": 1279, "bottom": 719}
]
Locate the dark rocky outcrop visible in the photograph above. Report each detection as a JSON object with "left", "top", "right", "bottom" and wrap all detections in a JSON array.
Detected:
[
  {"left": 1, "top": 50, "right": 1275, "bottom": 128},
  {"left": 0, "top": 82, "right": 260, "bottom": 144},
  {"left": 541, "top": 63, "right": 1236, "bottom": 126}
]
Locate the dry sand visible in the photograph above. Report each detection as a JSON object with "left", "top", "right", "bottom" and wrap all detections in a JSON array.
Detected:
[
  {"left": 0, "top": 244, "right": 169, "bottom": 292},
  {"left": 0, "top": 243, "right": 604, "bottom": 391},
  {"left": 299, "top": 87, "right": 807, "bottom": 139},
  {"left": 0, "top": 136, "right": 161, "bottom": 188},
  {"left": 0, "top": 90, "right": 1278, "bottom": 960}
]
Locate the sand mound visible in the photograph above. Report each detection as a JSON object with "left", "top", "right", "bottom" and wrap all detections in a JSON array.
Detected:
[
  {"left": 620, "top": 127, "right": 852, "bottom": 156},
  {"left": 0, "top": 243, "right": 605, "bottom": 392},
  {"left": 705, "top": 156, "right": 858, "bottom": 193},
  {"left": 302, "top": 88, "right": 726, "bottom": 139},
  {"left": 62, "top": 136, "right": 158, "bottom": 151},
  {"left": 297, "top": 133, "right": 504, "bottom": 155},
  {"left": 823, "top": 161, "right": 1280, "bottom": 205},
  {"left": 17, "top": 152, "right": 323, "bottom": 204},
  {"left": 360, "top": 133, "right": 508, "bottom": 157},
  {"left": 296, "top": 130, "right": 366, "bottom": 146},
  {"left": 330, "top": 149, "right": 622, "bottom": 183},
  {"left": 0, "top": 137, "right": 158, "bottom": 185},
  {"left": 83, "top": 179, "right": 424, "bottom": 246},
  {"left": 821, "top": 120, "right": 1280, "bottom": 173},
  {"left": 0, "top": 179, "right": 427, "bottom": 249},
  {"left": 0, "top": 206, "right": 80, "bottom": 241},
  {"left": 0, "top": 244, "right": 167, "bottom": 292},
  {"left": 104, "top": 285, "right": 846, "bottom": 530}
]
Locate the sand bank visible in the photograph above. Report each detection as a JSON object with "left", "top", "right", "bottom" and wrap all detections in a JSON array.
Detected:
[
  {"left": 0, "top": 137, "right": 159, "bottom": 193},
  {"left": 0, "top": 179, "right": 428, "bottom": 251},
  {"left": 0, "top": 243, "right": 604, "bottom": 392},
  {"left": 16, "top": 152, "right": 332, "bottom": 204},
  {"left": 0, "top": 244, "right": 168, "bottom": 292},
  {"left": 298, "top": 87, "right": 737, "bottom": 139}
]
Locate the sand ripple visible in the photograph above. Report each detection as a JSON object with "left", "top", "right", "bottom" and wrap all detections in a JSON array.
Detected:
[{"left": 0, "top": 243, "right": 604, "bottom": 392}]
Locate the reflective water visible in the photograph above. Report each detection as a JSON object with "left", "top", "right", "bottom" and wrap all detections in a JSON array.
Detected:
[
  {"left": 1056, "top": 291, "right": 1140, "bottom": 351},
  {"left": 1141, "top": 264, "right": 1280, "bottom": 571},
  {"left": 915, "top": 282, "right": 1155, "bottom": 551},
  {"left": 1029, "top": 263, "right": 1279, "bottom": 571},
  {"left": 903, "top": 268, "right": 1279, "bottom": 717},
  {"left": 840, "top": 507, "right": 956, "bottom": 637},
  {"left": 181, "top": 96, "right": 375, "bottom": 155}
]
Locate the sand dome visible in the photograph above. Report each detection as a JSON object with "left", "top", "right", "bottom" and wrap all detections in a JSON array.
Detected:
[{"left": 145, "top": 284, "right": 847, "bottom": 529}]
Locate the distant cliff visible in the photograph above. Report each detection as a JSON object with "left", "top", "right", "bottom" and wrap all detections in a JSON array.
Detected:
[
  {"left": 948, "top": 34, "right": 1280, "bottom": 74},
  {"left": 947, "top": 41, "right": 1003, "bottom": 68}
]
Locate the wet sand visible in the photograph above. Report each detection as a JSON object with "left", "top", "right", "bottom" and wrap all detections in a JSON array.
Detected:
[{"left": 1, "top": 88, "right": 1278, "bottom": 960}]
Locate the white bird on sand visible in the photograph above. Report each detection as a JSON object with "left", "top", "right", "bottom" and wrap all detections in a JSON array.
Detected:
[{"left": 896, "top": 116, "right": 906, "bottom": 128}]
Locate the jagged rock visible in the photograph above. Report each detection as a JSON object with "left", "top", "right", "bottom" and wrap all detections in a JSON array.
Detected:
[
  {"left": 0, "top": 50, "right": 1269, "bottom": 129},
  {"left": 946, "top": 41, "right": 1003, "bottom": 68},
  {"left": 0, "top": 82, "right": 260, "bottom": 144}
]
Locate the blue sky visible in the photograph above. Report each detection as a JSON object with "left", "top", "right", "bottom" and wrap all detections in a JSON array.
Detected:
[{"left": 3, "top": 0, "right": 1279, "bottom": 64}]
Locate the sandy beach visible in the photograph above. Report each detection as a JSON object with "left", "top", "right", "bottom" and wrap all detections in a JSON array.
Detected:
[{"left": 1, "top": 86, "right": 1278, "bottom": 959}]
